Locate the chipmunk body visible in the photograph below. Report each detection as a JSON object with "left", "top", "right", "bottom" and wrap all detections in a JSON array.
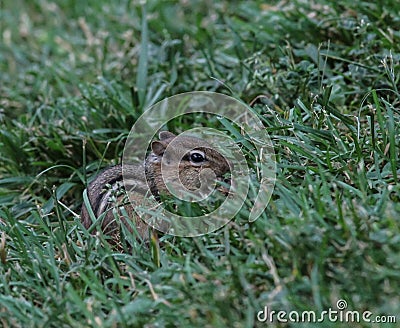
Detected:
[{"left": 81, "top": 131, "right": 230, "bottom": 243}]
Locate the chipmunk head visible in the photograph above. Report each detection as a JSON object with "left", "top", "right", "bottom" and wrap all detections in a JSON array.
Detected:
[{"left": 146, "top": 131, "right": 230, "bottom": 197}]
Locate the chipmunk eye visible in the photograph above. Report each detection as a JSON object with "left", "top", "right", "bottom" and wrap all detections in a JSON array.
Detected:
[{"left": 189, "top": 151, "right": 206, "bottom": 164}]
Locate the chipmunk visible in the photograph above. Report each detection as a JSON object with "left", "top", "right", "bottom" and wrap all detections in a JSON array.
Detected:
[{"left": 80, "top": 131, "right": 230, "bottom": 245}]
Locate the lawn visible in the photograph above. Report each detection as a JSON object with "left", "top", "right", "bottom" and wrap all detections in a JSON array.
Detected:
[{"left": 0, "top": 0, "right": 399, "bottom": 327}]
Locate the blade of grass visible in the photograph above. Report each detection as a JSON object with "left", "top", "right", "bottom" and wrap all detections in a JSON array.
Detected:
[
  {"left": 382, "top": 99, "right": 398, "bottom": 182},
  {"left": 136, "top": 4, "right": 149, "bottom": 109}
]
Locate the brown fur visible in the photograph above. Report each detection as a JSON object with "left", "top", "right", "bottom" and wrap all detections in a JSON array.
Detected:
[{"left": 80, "top": 132, "right": 230, "bottom": 244}]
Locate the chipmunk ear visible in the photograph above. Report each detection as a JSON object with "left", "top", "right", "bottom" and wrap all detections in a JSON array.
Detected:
[
  {"left": 159, "top": 131, "right": 176, "bottom": 141},
  {"left": 151, "top": 140, "right": 166, "bottom": 156},
  {"left": 152, "top": 131, "right": 176, "bottom": 156}
]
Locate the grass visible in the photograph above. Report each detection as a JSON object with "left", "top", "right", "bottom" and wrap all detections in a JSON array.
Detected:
[{"left": 1, "top": 0, "right": 399, "bottom": 327}]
